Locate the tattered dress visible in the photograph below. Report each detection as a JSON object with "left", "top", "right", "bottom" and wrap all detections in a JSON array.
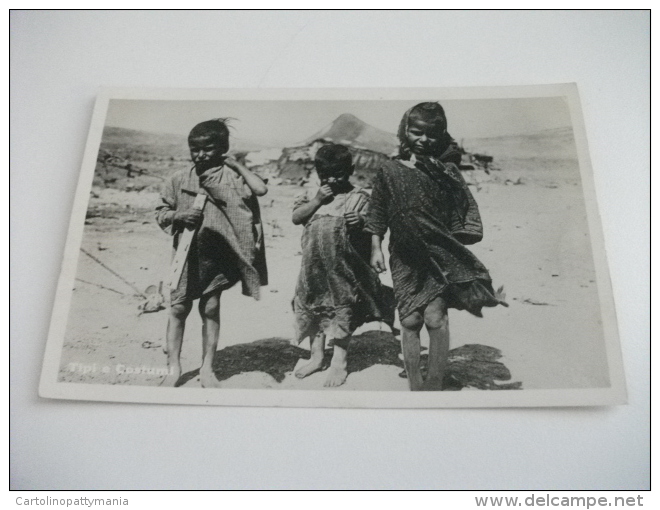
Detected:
[
  {"left": 365, "top": 150, "right": 502, "bottom": 320},
  {"left": 292, "top": 187, "right": 395, "bottom": 343},
  {"left": 156, "top": 165, "right": 267, "bottom": 305}
]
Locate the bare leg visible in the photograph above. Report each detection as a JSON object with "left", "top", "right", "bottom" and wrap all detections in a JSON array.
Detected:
[
  {"left": 324, "top": 336, "right": 349, "bottom": 387},
  {"left": 400, "top": 311, "right": 424, "bottom": 391},
  {"left": 199, "top": 291, "right": 222, "bottom": 388},
  {"left": 160, "top": 302, "right": 192, "bottom": 386},
  {"left": 423, "top": 297, "right": 449, "bottom": 391},
  {"left": 295, "top": 328, "right": 325, "bottom": 379}
]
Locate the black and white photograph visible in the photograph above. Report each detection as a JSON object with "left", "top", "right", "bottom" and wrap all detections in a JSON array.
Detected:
[
  {"left": 38, "top": 85, "right": 626, "bottom": 407},
  {"left": 13, "top": 10, "right": 649, "bottom": 491}
]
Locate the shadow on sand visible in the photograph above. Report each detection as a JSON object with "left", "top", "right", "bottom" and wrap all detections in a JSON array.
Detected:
[{"left": 178, "top": 330, "right": 521, "bottom": 390}]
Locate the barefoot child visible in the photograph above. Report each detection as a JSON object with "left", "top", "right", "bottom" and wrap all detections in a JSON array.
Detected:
[
  {"left": 156, "top": 119, "right": 268, "bottom": 387},
  {"left": 292, "top": 143, "right": 395, "bottom": 387},
  {"left": 367, "top": 102, "right": 507, "bottom": 391}
]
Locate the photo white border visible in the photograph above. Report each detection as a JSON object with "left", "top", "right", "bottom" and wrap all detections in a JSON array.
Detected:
[{"left": 38, "top": 84, "right": 627, "bottom": 408}]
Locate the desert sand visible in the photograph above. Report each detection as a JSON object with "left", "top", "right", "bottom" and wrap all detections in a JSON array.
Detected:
[{"left": 56, "top": 130, "right": 611, "bottom": 393}]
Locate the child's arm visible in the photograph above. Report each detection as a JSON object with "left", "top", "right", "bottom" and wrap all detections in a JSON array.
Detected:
[
  {"left": 155, "top": 176, "right": 178, "bottom": 234},
  {"left": 364, "top": 170, "right": 388, "bottom": 272},
  {"left": 344, "top": 191, "right": 369, "bottom": 230},
  {"left": 156, "top": 174, "right": 203, "bottom": 233},
  {"left": 248, "top": 194, "right": 264, "bottom": 251},
  {"left": 370, "top": 235, "right": 387, "bottom": 273},
  {"left": 292, "top": 185, "right": 333, "bottom": 225},
  {"left": 254, "top": 222, "right": 263, "bottom": 250},
  {"left": 158, "top": 203, "right": 202, "bottom": 232},
  {"left": 174, "top": 208, "right": 203, "bottom": 229},
  {"left": 344, "top": 211, "right": 363, "bottom": 229},
  {"left": 224, "top": 156, "right": 268, "bottom": 196}
]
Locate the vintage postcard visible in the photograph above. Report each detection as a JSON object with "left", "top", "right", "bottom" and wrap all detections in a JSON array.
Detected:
[{"left": 38, "top": 85, "right": 626, "bottom": 407}]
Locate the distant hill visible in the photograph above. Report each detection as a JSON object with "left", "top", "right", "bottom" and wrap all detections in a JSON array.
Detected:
[
  {"left": 302, "top": 113, "right": 399, "bottom": 155},
  {"left": 462, "top": 127, "right": 578, "bottom": 161}
]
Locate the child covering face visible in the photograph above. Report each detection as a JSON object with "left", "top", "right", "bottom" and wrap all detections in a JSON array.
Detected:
[
  {"left": 155, "top": 119, "right": 268, "bottom": 388},
  {"left": 291, "top": 143, "right": 396, "bottom": 387},
  {"left": 366, "top": 103, "right": 507, "bottom": 391}
]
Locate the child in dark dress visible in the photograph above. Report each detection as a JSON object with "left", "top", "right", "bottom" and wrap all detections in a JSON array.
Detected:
[
  {"left": 292, "top": 144, "right": 395, "bottom": 387},
  {"left": 366, "top": 103, "right": 507, "bottom": 391},
  {"left": 156, "top": 119, "right": 268, "bottom": 387}
]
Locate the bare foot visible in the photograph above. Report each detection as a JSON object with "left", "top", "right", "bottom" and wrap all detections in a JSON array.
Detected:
[
  {"left": 295, "top": 357, "right": 323, "bottom": 379},
  {"left": 159, "top": 366, "right": 181, "bottom": 387},
  {"left": 324, "top": 339, "right": 349, "bottom": 387},
  {"left": 200, "top": 367, "right": 222, "bottom": 388},
  {"left": 324, "top": 364, "right": 348, "bottom": 387}
]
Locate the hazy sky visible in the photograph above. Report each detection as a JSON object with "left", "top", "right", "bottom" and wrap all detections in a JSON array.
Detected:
[{"left": 105, "top": 97, "right": 572, "bottom": 147}]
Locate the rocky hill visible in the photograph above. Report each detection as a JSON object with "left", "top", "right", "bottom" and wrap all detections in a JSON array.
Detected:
[{"left": 302, "top": 113, "right": 399, "bottom": 156}]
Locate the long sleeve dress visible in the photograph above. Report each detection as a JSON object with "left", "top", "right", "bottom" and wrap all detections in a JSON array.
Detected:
[
  {"left": 365, "top": 152, "right": 504, "bottom": 320},
  {"left": 292, "top": 187, "right": 396, "bottom": 343},
  {"left": 156, "top": 165, "right": 268, "bottom": 305}
]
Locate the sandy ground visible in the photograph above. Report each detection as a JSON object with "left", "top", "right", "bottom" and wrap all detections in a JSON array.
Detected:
[{"left": 57, "top": 158, "right": 610, "bottom": 392}]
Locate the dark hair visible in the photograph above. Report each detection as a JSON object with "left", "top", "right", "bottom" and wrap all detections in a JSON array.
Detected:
[
  {"left": 397, "top": 102, "right": 448, "bottom": 159},
  {"left": 315, "top": 143, "right": 353, "bottom": 178},
  {"left": 188, "top": 118, "right": 232, "bottom": 154}
]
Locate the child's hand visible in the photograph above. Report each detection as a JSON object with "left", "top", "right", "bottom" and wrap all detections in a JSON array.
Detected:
[
  {"left": 344, "top": 211, "right": 362, "bottom": 229},
  {"left": 315, "top": 185, "right": 334, "bottom": 204},
  {"left": 254, "top": 223, "right": 264, "bottom": 251},
  {"left": 175, "top": 208, "right": 203, "bottom": 228},
  {"left": 224, "top": 156, "right": 240, "bottom": 172},
  {"left": 371, "top": 249, "right": 387, "bottom": 273},
  {"left": 223, "top": 156, "right": 268, "bottom": 197}
]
